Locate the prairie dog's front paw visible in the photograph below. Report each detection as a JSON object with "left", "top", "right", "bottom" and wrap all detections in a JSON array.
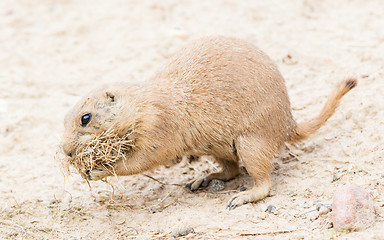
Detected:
[{"left": 185, "top": 176, "right": 207, "bottom": 191}]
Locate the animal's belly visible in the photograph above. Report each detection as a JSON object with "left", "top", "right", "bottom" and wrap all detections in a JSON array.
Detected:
[{"left": 187, "top": 140, "right": 237, "bottom": 160}]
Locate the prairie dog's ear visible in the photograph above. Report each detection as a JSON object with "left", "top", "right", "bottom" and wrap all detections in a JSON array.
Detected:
[{"left": 106, "top": 92, "right": 115, "bottom": 102}]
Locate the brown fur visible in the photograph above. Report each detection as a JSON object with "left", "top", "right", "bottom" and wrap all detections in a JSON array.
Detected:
[{"left": 61, "top": 37, "right": 357, "bottom": 209}]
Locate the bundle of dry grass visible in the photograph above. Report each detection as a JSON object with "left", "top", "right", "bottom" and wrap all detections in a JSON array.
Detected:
[{"left": 61, "top": 128, "right": 134, "bottom": 177}]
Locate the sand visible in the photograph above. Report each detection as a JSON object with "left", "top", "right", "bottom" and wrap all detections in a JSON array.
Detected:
[{"left": 0, "top": 0, "right": 383, "bottom": 239}]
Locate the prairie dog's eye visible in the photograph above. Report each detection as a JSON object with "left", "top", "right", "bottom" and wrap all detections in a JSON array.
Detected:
[{"left": 81, "top": 113, "right": 92, "bottom": 127}]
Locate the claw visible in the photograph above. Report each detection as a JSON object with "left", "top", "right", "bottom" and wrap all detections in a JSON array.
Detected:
[
  {"left": 184, "top": 181, "right": 199, "bottom": 191},
  {"left": 185, "top": 177, "right": 205, "bottom": 191},
  {"left": 227, "top": 202, "right": 237, "bottom": 211},
  {"left": 184, "top": 182, "right": 192, "bottom": 189},
  {"left": 189, "top": 184, "right": 198, "bottom": 191},
  {"left": 201, "top": 177, "right": 210, "bottom": 187},
  {"left": 226, "top": 196, "right": 238, "bottom": 210},
  {"left": 226, "top": 193, "right": 253, "bottom": 210},
  {"left": 185, "top": 183, "right": 197, "bottom": 192}
]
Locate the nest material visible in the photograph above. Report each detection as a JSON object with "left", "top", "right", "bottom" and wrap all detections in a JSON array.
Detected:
[{"left": 61, "top": 128, "right": 134, "bottom": 176}]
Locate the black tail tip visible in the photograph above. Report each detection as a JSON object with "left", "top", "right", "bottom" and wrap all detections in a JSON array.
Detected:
[{"left": 345, "top": 78, "right": 358, "bottom": 89}]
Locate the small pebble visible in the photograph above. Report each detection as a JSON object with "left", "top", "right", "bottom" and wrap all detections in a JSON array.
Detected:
[
  {"left": 149, "top": 207, "right": 163, "bottom": 214},
  {"left": 265, "top": 205, "right": 276, "bottom": 212},
  {"left": 282, "top": 54, "right": 298, "bottom": 65},
  {"left": 273, "top": 162, "right": 280, "bottom": 170},
  {"left": 171, "top": 226, "right": 194, "bottom": 238},
  {"left": 239, "top": 186, "right": 247, "bottom": 192},
  {"left": 317, "top": 204, "right": 331, "bottom": 215},
  {"left": 316, "top": 203, "right": 324, "bottom": 211},
  {"left": 332, "top": 185, "right": 375, "bottom": 231},
  {"left": 207, "top": 179, "right": 225, "bottom": 192},
  {"left": 332, "top": 173, "right": 339, "bottom": 182}
]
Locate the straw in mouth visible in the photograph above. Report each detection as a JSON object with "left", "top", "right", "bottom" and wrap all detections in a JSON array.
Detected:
[{"left": 61, "top": 128, "right": 134, "bottom": 177}]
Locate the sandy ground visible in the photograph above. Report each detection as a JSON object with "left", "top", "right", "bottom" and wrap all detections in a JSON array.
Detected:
[{"left": 1, "top": 0, "right": 384, "bottom": 239}]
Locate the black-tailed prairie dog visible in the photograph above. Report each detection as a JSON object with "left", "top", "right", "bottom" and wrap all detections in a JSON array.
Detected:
[{"left": 61, "top": 37, "right": 357, "bottom": 209}]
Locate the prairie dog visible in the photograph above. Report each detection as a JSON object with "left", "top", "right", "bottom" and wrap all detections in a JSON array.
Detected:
[{"left": 62, "top": 37, "right": 357, "bottom": 209}]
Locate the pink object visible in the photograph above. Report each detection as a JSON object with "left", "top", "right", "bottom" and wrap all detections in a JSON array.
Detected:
[{"left": 332, "top": 185, "right": 375, "bottom": 231}]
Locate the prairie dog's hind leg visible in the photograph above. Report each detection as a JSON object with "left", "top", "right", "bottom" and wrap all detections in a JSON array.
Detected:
[
  {"left": 185, "top": 157, "right": 240, "bottom": 191},
  {"left": 227, "top": 135, "right": 277, "bottom": 210}
]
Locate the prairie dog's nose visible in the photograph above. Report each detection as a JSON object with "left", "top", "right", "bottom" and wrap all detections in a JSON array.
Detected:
[{"left": 62, "top": 142, "right": 74, "bottom": 157}]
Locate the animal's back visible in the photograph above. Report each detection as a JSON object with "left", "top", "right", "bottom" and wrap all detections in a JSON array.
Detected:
[{"left": 152, "top": 37, "right": 296, "bottom": 152}]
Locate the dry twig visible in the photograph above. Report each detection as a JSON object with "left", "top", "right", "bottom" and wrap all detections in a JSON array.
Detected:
[
  {"left": 239, "top": 229, "right": 302, "bottom": 236},
  {"left": 142, "top": 174, "right": 183, "bottom": 187}
]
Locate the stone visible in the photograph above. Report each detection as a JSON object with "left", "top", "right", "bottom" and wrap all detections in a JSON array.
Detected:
[
  {"left": 170, "top": 226, "right": 194, "bottom": 238},
  {"left": 318, "top": 205, "right": 331, "bottom": 215},
  {"left": 332, "top": 185, "right": 375, "bottom": 231},
  {"left": 207, "top": 179, "right": 225, "bottom": 192},
  {"left": 265, "top": 205, "right": 279, "bottom": 215},
  {"left": 265, "top": 205, "right": 276, "bottom": 212},
  {"left": 239, "top": 186, "right": 247, "bottom": 192}
]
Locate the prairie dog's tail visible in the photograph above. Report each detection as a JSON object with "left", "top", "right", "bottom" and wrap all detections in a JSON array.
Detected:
[{"left": 289, "top": 78, "right": 357, "bottom": 143}]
